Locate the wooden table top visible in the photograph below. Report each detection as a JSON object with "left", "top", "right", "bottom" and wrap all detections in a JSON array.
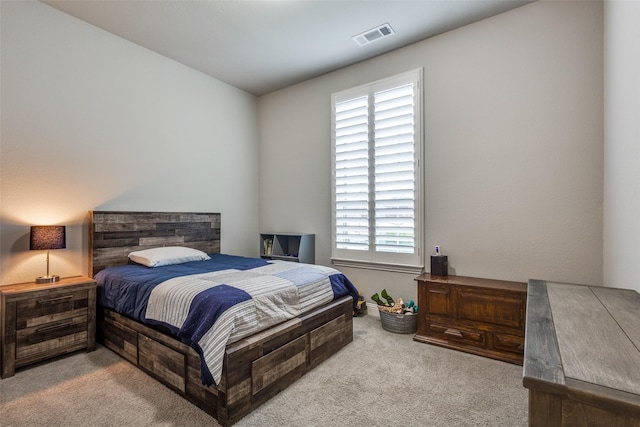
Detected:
[{"left": 523, "top": 280, "right": 640, "bottom": 411}]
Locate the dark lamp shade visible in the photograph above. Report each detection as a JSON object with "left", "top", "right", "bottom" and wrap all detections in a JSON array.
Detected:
[{"left": 30, "top": 226, "right": 66, "bottom": 251}]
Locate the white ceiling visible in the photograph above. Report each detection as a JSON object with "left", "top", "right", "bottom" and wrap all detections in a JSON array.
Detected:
[{"left": 42, "top": 0, "right": 532, "bottom": 96}]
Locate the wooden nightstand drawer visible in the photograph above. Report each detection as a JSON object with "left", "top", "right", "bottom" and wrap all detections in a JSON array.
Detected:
[
  {"left": 1, "top": 276, "right": 97, "bottom": 378},
  {"left": 16, "top": 289, "right": 89, "bottom": 329},
  {"left": 15, "top": 314, "right": 88, "bottom": 364}
]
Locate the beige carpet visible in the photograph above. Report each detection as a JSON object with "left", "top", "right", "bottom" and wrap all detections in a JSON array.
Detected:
[{"left": 0, "top": 315, "right": 528, "bottom": 426}]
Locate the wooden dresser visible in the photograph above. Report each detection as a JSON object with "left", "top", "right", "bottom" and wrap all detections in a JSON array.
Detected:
[
  {"left": 1, "top": 276, "right": 96, "bottom": 378},
  {"left": 414, "top": 274, "right": 527, "bottom": 365},
  {"left": 523, "top": 280, "right": 640, "bottom": 426}
]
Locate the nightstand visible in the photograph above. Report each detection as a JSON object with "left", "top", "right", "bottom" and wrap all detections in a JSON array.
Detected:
[{"left": 1, "top": 276, "right": 97, "bottom": 378}]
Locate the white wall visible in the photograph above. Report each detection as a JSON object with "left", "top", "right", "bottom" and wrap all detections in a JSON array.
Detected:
[
  {"left": 258, "top": 1, "right": 604, "bottom": 302},
  {"left": 603, "top": 0, "right": 640, "bottom": 292},
  {"left": 0, "top": 1, "right": 260, "bottom": 284}
]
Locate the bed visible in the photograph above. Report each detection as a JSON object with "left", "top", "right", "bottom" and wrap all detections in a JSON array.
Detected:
[{"left": 89, "top": 211, "right": 357, "bottom": 426}]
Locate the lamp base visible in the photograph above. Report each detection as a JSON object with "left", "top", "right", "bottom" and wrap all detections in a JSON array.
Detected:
[{"left": 35, "top": 275, "right": 60, "bottom": 284}]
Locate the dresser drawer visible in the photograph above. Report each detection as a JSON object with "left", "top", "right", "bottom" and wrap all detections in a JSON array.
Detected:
[
  {"left": 493, "top": 332, "right": 524, "bottom": 356},
  {"left": 427, "top": 321, "right": 487, "bottom": 349}
]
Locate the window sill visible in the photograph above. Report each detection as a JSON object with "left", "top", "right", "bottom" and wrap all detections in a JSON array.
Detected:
[{"left": 331, "top": 258, "right": 423, "bottom": 274}]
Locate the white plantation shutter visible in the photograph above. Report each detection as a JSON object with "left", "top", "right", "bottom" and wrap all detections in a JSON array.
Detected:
[
  {"left": 331, "top": 69, "right": 423, "bottom": 271},
  {"left": 335, "top": 95, "right": 370, "bottom": 251},
  {"left": 374, "top": 83, "right": 415, "bottom": 254}
]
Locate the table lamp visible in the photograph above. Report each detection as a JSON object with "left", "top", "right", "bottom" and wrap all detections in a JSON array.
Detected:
[{"left": 30, "top": 225, "right": 66, "bottom": 283}]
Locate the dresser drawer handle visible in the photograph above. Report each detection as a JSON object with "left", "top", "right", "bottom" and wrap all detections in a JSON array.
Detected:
[
  {"left": 37, "top": 295, "right": 73, "bottom": 305},
  {"left": 444, "top": 328, "right": 463, "bottom": 338},
  {"left": 36, "top": 320, "right": 74, "bottom": 333}
]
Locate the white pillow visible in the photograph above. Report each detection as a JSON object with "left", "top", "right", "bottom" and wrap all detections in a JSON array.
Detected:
[{"left": 128, "top": 246, "right": 210, "bottom": 267}]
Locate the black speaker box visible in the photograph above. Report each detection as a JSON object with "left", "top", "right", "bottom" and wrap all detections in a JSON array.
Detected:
[{"left": 431, "top": 255, "right": 448, "bottom": 276}]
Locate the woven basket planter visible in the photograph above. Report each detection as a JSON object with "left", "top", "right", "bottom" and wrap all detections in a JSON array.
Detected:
[{"left": 379, "top": 310, "right": 417, "bottom": 334}]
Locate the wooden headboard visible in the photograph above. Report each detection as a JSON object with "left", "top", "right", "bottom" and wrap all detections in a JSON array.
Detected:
[{"left": 89, "top": 211, "right": 221, "bottom": 277}]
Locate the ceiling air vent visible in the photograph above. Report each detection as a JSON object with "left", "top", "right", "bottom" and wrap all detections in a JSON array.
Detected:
[{"left": 352, "top": 23, "right": 395, "bottom": 47}]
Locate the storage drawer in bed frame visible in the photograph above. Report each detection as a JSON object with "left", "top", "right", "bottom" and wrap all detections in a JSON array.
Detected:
[{"left": 98, "top": 295, "right": 353, "bottom": 426}]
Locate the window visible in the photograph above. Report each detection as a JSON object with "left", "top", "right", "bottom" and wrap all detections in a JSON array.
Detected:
[{"left": 331, "top": 69, "right": 423, "bottom": 272}]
